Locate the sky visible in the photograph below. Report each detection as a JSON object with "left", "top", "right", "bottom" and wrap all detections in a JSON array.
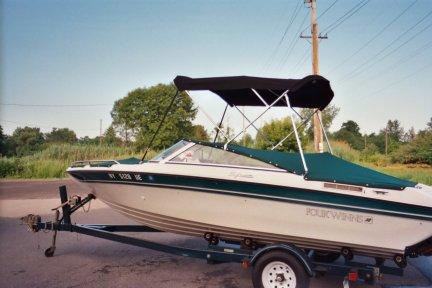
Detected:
[{"left": 1, "top": 0, "right": 431, "bottom": 138}]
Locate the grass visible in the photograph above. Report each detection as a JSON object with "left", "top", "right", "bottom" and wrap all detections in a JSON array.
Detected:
[
  {"left": 305, "top": 140, "right": 432, "bottom": 185},
  {"left": 1, "top": 142, "right": 431, "bottom": 185},
  {"left": 369, "top": 164, "right": 432, "bottom": 186},
  {"left": 0, "top": 144, "right": 157, "bottom": 179}
]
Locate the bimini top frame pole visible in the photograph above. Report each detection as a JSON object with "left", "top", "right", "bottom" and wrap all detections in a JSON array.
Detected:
[
  {"left": 223, "top": 91, "right": 287, "bottom": 150},
  {"left": 186, "top": 87, "right": 309, "bottom": 174},
  {"left": 174, "top": 74, "right": 334, "bottom": 173},
  {"left": 317, "top": 111, "right": 333, "bottom": 155},
  {"left": 271, "top": 109, "right": 318, "bottom": 151},
  {"left": 284, "top": 94, "right": 308, "bottom": 173},
  {"left": 232, "top": 105, "right": 272, "bottom": 145}
]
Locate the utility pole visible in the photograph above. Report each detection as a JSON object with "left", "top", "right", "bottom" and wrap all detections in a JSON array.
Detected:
[
  {"left": 301, "top": 0, "right": 327, "bottom": 152},
  {"left": 385, "top": 129, "right": 388, "bottom": 155},
  {"left": 364, "top": 135, "right": 367, "bottom": 149},
  {"left": 99, "top": 119, "right": 103, "bottom": 146}
]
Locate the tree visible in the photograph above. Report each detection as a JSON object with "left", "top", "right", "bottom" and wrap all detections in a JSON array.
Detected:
[
  {"left": 403, "top": 127, "right": 416, "bottom": 142},
  {"left": 0, "top": 125, "right": 5, "bottom": 156},
  {"left": 78, "top": 136, "right": 99, "bottom": 145},
  {"left": 192, "top": 125, "right": 210, "bottom": 142},
  {"left": 333, "top": 120, "right": 364, "bottom": 150},
  {"left": 239, "top": 133, "right": 254, "bottom": 148},
  {"left": 392, "top": 129, "right": 432, "bottom": 165},
  {"left": 104, "top": 125, "right": 121, "bottom": 146},
  {"left": 255, "top": 117, "right": 306, "bottom": 152},
  {"left": 340, "top": 120, "right": 361, "bottom": 134},
  {"left": 0, "top": 126, "right": 16, "bottom": 157},
  {"left": 46, "top": 128, "right": 77, "bottom": 143},
  {"left": 367, "top": 132, "right": 385, "bottom": 154},
  {"left": 301, "top": 104, "right": 340, "bottom": 140},
  {"left": 392, "top": 118, "right": 432, "bottom": 165},
  {"left": 213, "top": 123, "right": 236, "bottom": 143},
  {"left": 378, "top": 120, "right": 404, "bottom": 154},
  {"left": 10, "top": 127, "right": 45, "bottom": 156},
  {"left": 383, "top": 120, "right": 404, "bottom": 143},
  {"left": 111, "top": 84, "right": 197, "bottom": 150}
]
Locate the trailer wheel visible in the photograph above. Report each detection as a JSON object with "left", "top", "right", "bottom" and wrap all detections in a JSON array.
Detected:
[{"left": 252, "top": 251, "right": 310, "bottom": 288}]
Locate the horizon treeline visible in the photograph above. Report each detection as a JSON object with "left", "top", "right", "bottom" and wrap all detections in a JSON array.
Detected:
[{"left": 1, "top": 83, "right": 431, "bottom": 166}]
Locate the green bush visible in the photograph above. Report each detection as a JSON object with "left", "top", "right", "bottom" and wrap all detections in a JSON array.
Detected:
[
  {"left": 390, "top": 131, "right": 432, "bottom": 165},
  {"left": 0, "top": 157, "right": 24, "bottom": 177}
]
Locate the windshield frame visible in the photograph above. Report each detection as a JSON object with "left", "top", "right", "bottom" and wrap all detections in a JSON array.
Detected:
[
  {"left": 150, "top": 140, "right": 194, "bottom": 163},
  {"left": 149, "top": 140, "right": 286, "bottom": 172}
]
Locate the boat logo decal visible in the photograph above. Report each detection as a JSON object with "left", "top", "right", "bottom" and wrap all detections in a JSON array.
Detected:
[
  {"left": 228, "top": 171, "right": 254, "bottom": 180},
  {"left": 306, "top": 207, "right": 374, "bottom": 225}
]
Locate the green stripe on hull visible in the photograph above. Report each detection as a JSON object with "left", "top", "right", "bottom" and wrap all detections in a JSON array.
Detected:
[{"left": 68, "top": 170, "right": 432, "bottom": 221}]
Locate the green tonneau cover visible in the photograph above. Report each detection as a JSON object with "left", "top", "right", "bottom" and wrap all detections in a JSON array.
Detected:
[
  {"left": 207, "top": 143, "right": 416, "bottom": 190},
  {"left": 117, "top": 157, "right": 141, "bottom": 164}
]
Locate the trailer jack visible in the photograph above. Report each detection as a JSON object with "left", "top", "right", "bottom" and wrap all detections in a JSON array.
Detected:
[{"left": 21, "top": 185, "right": 95, "bottom": 257}]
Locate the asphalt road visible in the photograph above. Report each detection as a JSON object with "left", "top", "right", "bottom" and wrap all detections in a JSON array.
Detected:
[{"left": 0, "top": 179, "right": 431, "bottom": 288}]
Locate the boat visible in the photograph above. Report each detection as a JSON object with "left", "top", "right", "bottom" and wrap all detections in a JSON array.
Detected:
[{"left": 67, "top": 74, "right": 432, "bottom": 266}]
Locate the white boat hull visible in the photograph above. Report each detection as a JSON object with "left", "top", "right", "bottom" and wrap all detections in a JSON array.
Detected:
[{"left": 85, "top": 182, "right": 432, "bottom": 258}]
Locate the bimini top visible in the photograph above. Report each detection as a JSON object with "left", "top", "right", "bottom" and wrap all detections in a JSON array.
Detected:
[
  {"left": 203, "top": 142, "right": 417, "bottom": 190},
  {"left": 174, "top": 75, "right": 334, "bottom": 110}
]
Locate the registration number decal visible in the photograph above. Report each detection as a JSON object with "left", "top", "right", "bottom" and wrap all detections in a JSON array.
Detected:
[{"left": 108, "top": 173, "right": 143, "bottom": 181}]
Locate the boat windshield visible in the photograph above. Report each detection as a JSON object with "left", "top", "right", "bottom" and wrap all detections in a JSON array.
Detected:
[
  {"left": 169, "top": 144, "right": 275, "bottom": 169},
  {"left": 151, "top": 140, "right": 190, "bottom": 161}
]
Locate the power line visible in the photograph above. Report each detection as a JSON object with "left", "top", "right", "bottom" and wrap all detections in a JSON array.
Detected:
[
  {"left": 321, "top": 0, "right": 370, "bottom": 34},
  {"left": 0, "top": 103, "right": 111, "bottom": 107},
  {"left": 340, "top": 9, "right": 432, "bottom": 81},
  {"left": 0, "top": 119, "right": 100, "bottom": 131},
  {"left": 328, "top": 0, "right": 418, "bottom": 73},
  {"left": 261, "top": 1, "right": 302, "bottom": 71},
  {"left": 356, "top": 39, "right": 432, "bottom": 86},
  {"left": 276, "top": 10, "right": 309, "bottom": 71},
  {"left": 300, "top": 0, "right": 339, "bottom": 35},
  {"left": 291, "top": 48, "right": 309, "bottom": 74},
  {"left": 364, "top": 61, "right": 432, "bottom": 100},
  {"left": 342, "top": 18, "right": 432, "bottom": 81}
]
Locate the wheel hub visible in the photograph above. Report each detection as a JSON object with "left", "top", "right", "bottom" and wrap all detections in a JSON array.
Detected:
[
  {"left": 275, "top": 273, "right": 285, "bottom": 282},
  {"left": 262, "top": 261, "right": 296, "bottom": 288}
]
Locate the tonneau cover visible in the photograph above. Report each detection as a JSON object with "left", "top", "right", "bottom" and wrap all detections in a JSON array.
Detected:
[{"left": 204, "top": 142, "right": 416, "bottom": 190}]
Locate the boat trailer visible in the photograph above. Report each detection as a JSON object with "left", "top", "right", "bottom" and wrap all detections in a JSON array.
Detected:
[{"left": 21, "top": 186, "right": 404, "bottom": 288}]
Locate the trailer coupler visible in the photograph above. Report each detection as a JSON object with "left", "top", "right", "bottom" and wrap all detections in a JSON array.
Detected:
[{"left": 21, "top": 185, "right": 95, "bottom": 257}]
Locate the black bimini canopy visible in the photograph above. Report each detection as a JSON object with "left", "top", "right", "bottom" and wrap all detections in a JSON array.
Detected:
[{"left": 174, "top": 75, "right": 334, "bottom": 110}]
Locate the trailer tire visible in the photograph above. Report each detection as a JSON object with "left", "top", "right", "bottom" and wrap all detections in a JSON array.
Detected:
[{"left": 252, "top": 250, "right": 310, "bottom": 288}]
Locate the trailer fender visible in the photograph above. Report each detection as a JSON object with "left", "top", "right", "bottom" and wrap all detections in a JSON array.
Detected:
[{"left": 250, "top": 244, "right": 314, "bottom": 277}]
